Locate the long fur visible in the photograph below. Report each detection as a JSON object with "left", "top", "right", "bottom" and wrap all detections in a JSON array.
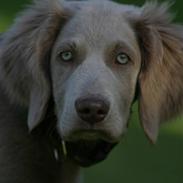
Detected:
[{"left": 133, "top": 2, "right": 183, "bottom": 142}]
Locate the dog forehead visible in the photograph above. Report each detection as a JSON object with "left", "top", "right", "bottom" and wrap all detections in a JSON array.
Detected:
[{"left": 58, "top": 1, "right": 138, "bottom": 49}]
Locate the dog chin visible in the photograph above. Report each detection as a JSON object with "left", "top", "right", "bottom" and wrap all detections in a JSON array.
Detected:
[{"left": 66, "top": 140, "right": 117, "bottom": 167}]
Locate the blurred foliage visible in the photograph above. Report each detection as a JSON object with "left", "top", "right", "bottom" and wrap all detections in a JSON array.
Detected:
[{"left": 0, "top": 0, "right": 183, "bottom": 183}]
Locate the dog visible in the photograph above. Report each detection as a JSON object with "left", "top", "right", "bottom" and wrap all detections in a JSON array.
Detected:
[{"left": 0, "top": 0, "right": 183, "bottom": 182}]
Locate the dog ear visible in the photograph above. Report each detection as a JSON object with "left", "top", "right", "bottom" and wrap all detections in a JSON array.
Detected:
[
  {"left": 134, "top": 2, "right": 183, "bottom": 143},
  {"left": 0, "top": 0, "right": 75, "bottom": 131}
]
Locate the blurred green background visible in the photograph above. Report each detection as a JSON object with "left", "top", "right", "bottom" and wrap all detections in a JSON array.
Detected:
[{"left": 0, "top": 0, "right": 183, "bottom": 183}]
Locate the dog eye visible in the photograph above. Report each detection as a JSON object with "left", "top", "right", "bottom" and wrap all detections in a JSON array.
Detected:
[
  {"left": 59, "top": 51, "right": 73, "bottom": 62},
  {"left": 116, "top": 53, "right": 130, "bottom": 65}
]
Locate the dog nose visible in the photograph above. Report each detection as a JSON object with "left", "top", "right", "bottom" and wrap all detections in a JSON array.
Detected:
[{"left": 75, "top": 97, "right": 110, "bottom": 124}]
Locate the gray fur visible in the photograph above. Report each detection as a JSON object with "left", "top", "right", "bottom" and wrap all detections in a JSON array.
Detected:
[{"left": 0, "top": 0, "right": 183, "bottom": 182}]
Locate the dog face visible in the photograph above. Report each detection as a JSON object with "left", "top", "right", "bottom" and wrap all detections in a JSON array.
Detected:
[
  {"left": 1, "top": 0, "right": 183, "bottom": 167},
  {"left": 50, "top": 2, "right": 141, "bottom": 166}
]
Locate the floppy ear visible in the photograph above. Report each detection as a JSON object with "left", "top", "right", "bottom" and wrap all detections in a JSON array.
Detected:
[
  {"left": 134, "top": 2, "right": 183, "bottom": 143},
  {"left": 0, "top": 0, "right": 73, "bottom": 131}
]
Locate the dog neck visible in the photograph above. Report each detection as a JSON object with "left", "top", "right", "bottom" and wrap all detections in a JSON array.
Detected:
[{"left": 60, "top": 159, "right": 82, "bottom": 183}]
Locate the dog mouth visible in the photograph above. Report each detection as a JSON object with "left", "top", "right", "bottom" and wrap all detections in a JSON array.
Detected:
[
  {"left": 50, "top": 127, "right": 118, "bottom": 167},
  {"left": 66, "top": 140, "right": 117, "bottom": 167}
]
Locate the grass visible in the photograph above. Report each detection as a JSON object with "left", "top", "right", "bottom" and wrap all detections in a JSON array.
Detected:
[{"left": 0, "top": 0, "right": 183, "bottom": 183}]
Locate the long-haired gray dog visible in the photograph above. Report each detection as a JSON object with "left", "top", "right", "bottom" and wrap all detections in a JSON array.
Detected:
[{"left": 0, "top": 0, "right": 183, "bottom": 182}]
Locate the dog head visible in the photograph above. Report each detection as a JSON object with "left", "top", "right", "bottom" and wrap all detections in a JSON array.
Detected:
[{"left": 0, "top": 0, "right": 183, "bottom": 167}]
